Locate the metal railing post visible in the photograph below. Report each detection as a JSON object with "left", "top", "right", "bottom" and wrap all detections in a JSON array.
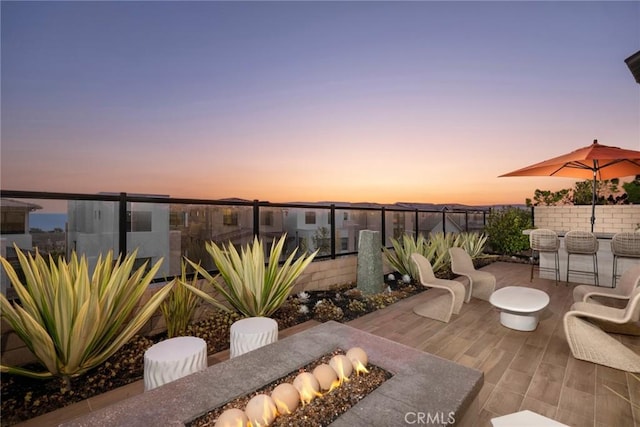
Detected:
[
  {"left": 381, "top": 207, "right": 386, "bottom": 247},
  {"left": 118, "top": 192, "right": 127, "bottom": 258},
  {"left": 330, "top": 204, "right": 336, "bottom": 259},
  {"left": 253, "top": 200, "right": 260, "bottom": 238},
  {"left": 531, "top": 206, "right": 535, "bottom": 227}
]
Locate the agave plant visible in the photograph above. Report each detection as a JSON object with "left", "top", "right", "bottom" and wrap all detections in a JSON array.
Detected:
[
  {"left": 458, "top": 232, "right": 488, "bottom": 259},
  {"left": 383, "top": 234, "right": 428, "bottom": 279},
  {"left": 385, "top": 232, "right": 489, "bottom": 280},
  {"left": 422, "top": 232, "right": 453, "bottom": 273},
  {"left": 160, "top": 260, "right": 204, "bottom": 338},
  {"left": 0, "top": 246, "right": 173, "bottom": 390},
  {"left": 184, "top": 234, "right": 318, "bottom": 318}
]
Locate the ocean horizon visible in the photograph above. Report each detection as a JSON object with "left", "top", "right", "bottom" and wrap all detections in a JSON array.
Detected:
[{"left": 29, "top": 213, "right": 67, "bottom": 231}]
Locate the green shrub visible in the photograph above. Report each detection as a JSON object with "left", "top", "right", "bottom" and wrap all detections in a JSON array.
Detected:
[
  {"left": 484, "top": 207, "right": 532, "bottom": 255},
  {"left": 0, "top": 246, "right": 173, "bottom": 390},
  {"left": 160, "top": 261, "right": 204, "bottom": 338},
  {"left": 185, "top": 234, "right": 318, "bottom": 318}
]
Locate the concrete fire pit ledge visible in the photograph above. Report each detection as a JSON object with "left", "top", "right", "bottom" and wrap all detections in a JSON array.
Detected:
[{"left": 62, "top": 321, "right": 483, "bottom": 427}]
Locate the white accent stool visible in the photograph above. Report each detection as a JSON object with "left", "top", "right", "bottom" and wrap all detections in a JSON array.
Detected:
[
  {"left": 489, "top": 286, "right": 550, "bottom": 331},
  {"left": 491, "top": 410, "right": 569, "bottom": 426},
  {"left": 143, "top": 336, "right": 207, "bottom": 391},
  {"left": 230, "top": 317, "right": 278, "bottom": 358}
]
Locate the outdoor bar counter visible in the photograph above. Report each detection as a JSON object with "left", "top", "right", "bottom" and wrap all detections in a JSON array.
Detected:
[{"left": 524, "top": 230, "right": 640, "bottom": 287}]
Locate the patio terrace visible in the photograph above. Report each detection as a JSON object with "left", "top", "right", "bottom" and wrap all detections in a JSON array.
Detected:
[{"left": 13, "top": 261, "right": 640, "bottom": 427}]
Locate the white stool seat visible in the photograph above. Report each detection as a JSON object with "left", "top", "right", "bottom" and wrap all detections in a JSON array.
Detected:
[
  {"left": 143, "top": 336, "right": 207, "bottom": 391},
  {"left": 230, "top": 317, "right": 278, "bottom": 358},
  {"left": 491, "top": 410, "right": 569, "bottom": 426},
  {"left": 490, "top": 287, "right": 550, "bottom": 331}
]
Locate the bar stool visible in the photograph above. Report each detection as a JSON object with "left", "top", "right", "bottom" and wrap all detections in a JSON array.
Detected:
[
  {"left": 611, "top": 232, "right": 640, "bottom": 287},
  {"left": 565, "top": 230, "right": 599, "bottom": 286},
  {"left": 529, "top": 229, "right": 560, "bottom": 285}
]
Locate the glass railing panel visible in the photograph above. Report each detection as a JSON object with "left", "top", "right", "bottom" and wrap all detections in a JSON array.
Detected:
[
  {"left": 0, "top": 198, "right": 70, "bottom": 256},
  {"left": 257, "top": 205, "right": 294, "bottom": 262},
  {"left": 2, "top": 190, "right": 491, "bottom": 292},
  {"left": 124, "top": 201, "right": 171, "bottom": 278},
  {"left": 467, "top": 211, "right": 487, "bottom": 233},
  {"left": 168, "top": 204, "right": 255, "bottom": 274},
  {"left": 418, "top": 212, "right": 443, "bottom": 237},
  {"left": 281, "top": 206, "right": 332, "bottom": 256},
  {"left": 1, "top": 197, "right": 71, "bottom": 297},
  {"left": 348, "top": 209, "right": 383, "bottom": 250},
  {"left": 334, "top": 208, "right": 364, "bottom": 254},
  {"left": 257, "top": 205, "right": 286, "bottom": 246},
  {"left": 384, "top": 210, "right": 415, "bottom": 247},
  {"left": 67, "top": 198, "right": 120, "bottom": 263},
  {"left": 443, "top": 212, "right": 466, "bottom": 234}
]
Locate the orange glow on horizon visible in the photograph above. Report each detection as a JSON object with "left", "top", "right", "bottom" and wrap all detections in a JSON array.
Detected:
[{"left": 3, "top": 174, "right": 614, "bottom": 209}]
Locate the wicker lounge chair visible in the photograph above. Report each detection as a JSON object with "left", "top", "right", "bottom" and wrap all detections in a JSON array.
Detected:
[
  {"left": 410, "top": 253, "right": 465, "bottom": 323},
  {"left": 563, "top": 287, "right": 640, "bottom": 372},
  {"left": 449, "top": 247, "right": 496, "bottom": 303},
  {"left": 573, "top": 264, "right": 640, "bottom": 304},
  {"left": 572, "top": 264, "right": 640, "bottom": 336}
]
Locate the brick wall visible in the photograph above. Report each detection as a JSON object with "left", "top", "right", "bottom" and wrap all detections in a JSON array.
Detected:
[{"left": 533, "top": 205, "right": 640, "bottom": 233}]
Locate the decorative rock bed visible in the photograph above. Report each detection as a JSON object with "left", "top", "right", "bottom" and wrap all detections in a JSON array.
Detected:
[{"left": 61, "top": 321, "right": 483, "bottom": 427}]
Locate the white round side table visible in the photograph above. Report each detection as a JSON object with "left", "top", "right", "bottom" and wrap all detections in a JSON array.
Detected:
[
  {"left": 230, "top": 317, "right": 278, "bottom": 358},
  {"left": 489, "top": 286, "right": 550, "bottom": 331},
  {"left": 143, "top": 336, "right": 207, "bottom": 391}
]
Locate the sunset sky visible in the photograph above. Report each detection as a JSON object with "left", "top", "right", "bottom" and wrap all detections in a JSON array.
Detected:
[{"left": 2, "top": 1, "right": 639, "bottom": 209}]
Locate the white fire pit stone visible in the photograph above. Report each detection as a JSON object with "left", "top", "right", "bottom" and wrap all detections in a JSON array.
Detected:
[
  {"left": 63, "top": 321, "right": 483, "bottom": 427},
  {"left": 143, "top": 336, "right": 207, "bottom": 391}
]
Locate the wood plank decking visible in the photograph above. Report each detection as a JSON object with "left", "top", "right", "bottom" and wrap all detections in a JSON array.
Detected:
[{"left": 348, "top": 261, "right": 640, "bottom": 427}]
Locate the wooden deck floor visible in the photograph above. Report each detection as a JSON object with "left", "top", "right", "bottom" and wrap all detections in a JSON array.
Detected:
[
  {"left": 15, "top": 261, "right": 640, "bottom": 426},
  {"left": 347, "top": 261, "right": 640, "bottom": 427}
]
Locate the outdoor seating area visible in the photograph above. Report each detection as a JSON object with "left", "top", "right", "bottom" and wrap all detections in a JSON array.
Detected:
[{"left": 15, "top": 260, "right": 640, "bottom": 427}]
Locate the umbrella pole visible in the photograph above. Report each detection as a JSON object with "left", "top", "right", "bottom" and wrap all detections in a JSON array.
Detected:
[{"left": 591, "top": 169, "right": 597, "bottom": 233}]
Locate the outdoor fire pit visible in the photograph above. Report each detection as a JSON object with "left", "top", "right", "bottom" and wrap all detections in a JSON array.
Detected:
[{"left": 61, "top": 322, "right": 483, "bottom": 427}]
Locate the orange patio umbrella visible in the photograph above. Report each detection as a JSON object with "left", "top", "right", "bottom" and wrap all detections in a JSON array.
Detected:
[{"left": 500, "top": 139, "right": 640, "bottom": 232}]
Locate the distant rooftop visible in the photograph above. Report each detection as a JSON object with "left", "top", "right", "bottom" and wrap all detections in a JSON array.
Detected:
[{"left": 0, "top": 198, "right": 42, "bottom": 211}]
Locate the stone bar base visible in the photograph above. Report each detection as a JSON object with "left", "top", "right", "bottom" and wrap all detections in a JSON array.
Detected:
[{"left": 143, "top": 336, "right": 207, "bottom": 391}]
